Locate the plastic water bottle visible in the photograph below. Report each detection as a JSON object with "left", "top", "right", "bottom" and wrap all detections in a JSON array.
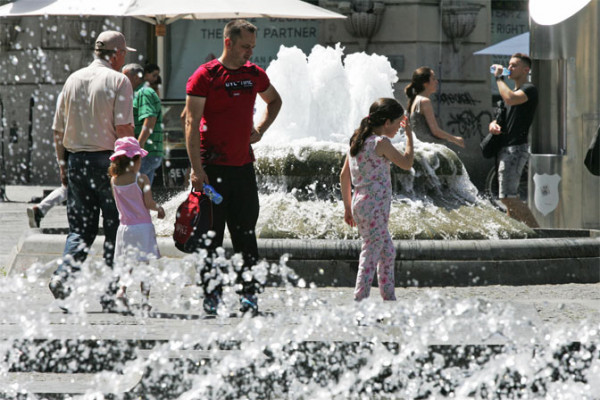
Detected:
[
  {"left": 203, "top": 184, "right": 223, "bottom": 204},
  {"left": 490, "top": 65, "right": 510, "bottom": 76}
]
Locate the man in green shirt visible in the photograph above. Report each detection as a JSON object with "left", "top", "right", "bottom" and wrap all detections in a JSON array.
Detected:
[{"left": 123, "top": 63, "right": 164, "bottom": 184}]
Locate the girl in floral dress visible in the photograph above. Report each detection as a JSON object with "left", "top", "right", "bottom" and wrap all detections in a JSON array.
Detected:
[{"left": 340, "top": 98, "right": 414, "bottom": 301}]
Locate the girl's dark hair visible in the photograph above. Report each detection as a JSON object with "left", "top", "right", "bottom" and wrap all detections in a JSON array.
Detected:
[
  {"left": 404, "top": 66, "right": 434, "bottom": 115},
  {"left": 108, "top": 155, "right": 140, "bottom": 177},
  {"left": 349, "top": 98, "right": 404, "bottom": 157}
]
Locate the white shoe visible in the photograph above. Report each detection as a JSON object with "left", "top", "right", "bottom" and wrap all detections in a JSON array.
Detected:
[{"left": 27, "top": 207, "right": 43, "bottom": 228}]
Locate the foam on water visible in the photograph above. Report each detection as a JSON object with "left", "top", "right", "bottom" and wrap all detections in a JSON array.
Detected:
[{"left": 153, "top": 188, "right": 526, "bottom": 241}]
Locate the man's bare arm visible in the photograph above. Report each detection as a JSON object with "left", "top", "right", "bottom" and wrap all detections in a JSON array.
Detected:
[
  {"left": 116, "top": 124, "right": 134, "bottom": 138},
  {"left": 53, "top": 129, "right": 68, "bottom": 186},
  {"left": 137, "top": 116, "right": 157, "bottom": 148},
  {"left": 184, "top": 95, "right": 209, "bottom": 190},
  {"left": 250, "top": 84, "right": 282, "bottom": 143},
  {"left": 496, "top": 79, "right": 529, "bottom": 106}
]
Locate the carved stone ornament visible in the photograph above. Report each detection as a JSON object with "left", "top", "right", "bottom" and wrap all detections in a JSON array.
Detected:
[
  {"left": 337, "top": 0, "right": 385, "bottom": 39},
  {"left": 441, "top": 1, "right": 483, "bottom": 52}
]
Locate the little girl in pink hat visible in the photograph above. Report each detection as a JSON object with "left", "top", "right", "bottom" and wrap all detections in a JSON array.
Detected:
[{"left": 109, "top": 137, "right": 165, "bottom": 312}]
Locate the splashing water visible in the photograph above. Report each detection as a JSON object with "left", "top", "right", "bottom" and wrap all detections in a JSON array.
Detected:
[
  {"left": 1, "top": 258, "right": 598, "bottom": 398},
  {"left": 152, "top": 45, "right": 530, "bottom": 240},
  {"left": 254, "top": 43, "right": 397, "bottom": 145},
  {"left": 5, "top": 44, "right": 592, "bottom": 398}
]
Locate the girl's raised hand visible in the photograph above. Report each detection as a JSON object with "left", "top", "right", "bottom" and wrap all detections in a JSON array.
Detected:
[{"left": 399, "top": 114, "right": 408, "bottom": 129}]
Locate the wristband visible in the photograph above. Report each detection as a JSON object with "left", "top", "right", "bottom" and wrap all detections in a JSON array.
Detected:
[{"left": 495, "top": 76, "right": 504, "bottom": 81}]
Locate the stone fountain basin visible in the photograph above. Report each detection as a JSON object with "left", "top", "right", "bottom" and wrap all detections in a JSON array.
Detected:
[
  {"left": 254, "top": 146, "right": 464, "bottom": 195},
  {"left": 7, "top": 228, "right": 599, "bottom": 287}
]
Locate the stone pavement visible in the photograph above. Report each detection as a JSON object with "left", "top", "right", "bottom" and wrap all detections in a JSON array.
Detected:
[
  {"left": 0, "top": 281, "right": 599, "bottom": 396},
  {"left": 0, "top": 185, "right": 67, "bottom": 273},
  {"left": 1, "top": 281, "right": 599, "bottom": 342}
]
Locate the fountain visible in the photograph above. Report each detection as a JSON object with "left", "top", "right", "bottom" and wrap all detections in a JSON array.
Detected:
[
  {"left": 152, "top": 43, "right": 597, "bottom": 287},
  {"left": 154, "top": 44, "right": 535, "bottom": 242},
  {"left": 1, "top": 43, "right": 599, "bottom": 398},
  {"left": 6, "top": 43, "right": 599, "bottom": 286}
]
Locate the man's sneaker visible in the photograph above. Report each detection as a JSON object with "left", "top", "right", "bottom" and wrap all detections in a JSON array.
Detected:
[
  {"left": 100, "top": 294, "right": 118, "bottom": 313},
  {"left": 239, "top": 294, "right": 259, "bottom": 316},
  {"left": 203, "top": 292, "right": 221, "bottom": 316},
  {"left": 100, "top": 278, "right": 122, "bottom": 313},
  {"left": 48, "top": 275, "right": 72, "bottom": 300},
  {"left": 27, "top": 207, "right": 43, "bottom": 228},
  {"left": 49, "top": 275, "right": 72, "bottom": 313}
]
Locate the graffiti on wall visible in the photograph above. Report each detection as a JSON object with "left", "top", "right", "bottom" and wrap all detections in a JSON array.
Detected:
[
  {"left": 436, "top": 92, "right": 481, "bottom": 107},
  {"left": 446, "top": 109, "right": 494, "bottom": 140},
  {"left": 433, "top": 90, "right": 493, "bottom": 140}
]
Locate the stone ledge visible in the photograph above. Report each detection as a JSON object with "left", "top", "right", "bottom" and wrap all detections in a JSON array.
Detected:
[{"left": 7, "top": 231, "right": 599, "bottom": 287}]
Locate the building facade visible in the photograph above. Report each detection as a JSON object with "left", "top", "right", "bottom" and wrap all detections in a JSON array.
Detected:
[{"left": 0, "top": 0, "right": 526, "bottom": 190}]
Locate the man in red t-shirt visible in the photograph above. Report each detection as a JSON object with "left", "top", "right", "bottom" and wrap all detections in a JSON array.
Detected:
[{"left": 185, "top": 19, "right": 282, "bottom": 316}]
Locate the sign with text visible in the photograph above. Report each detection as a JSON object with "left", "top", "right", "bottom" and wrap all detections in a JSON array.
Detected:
[
  {"left": 491, "top": 10, "right": 529, "bottom": 38},
  {"left": 489, "top": 9, "right": 529, "bottom": 94},
  {"left": 167, "top": 19, "right": 320, "bottom": 99}
]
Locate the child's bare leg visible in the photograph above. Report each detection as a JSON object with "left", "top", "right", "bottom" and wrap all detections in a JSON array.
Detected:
[
  {"left": 140, "top": 281, "right": 150, "bottom": 299},
  {"left": 140, "top": 281, "right": 152, "bottom": 312},
  {"left": 115, "top": 285, "right": 130, "bottom": 311},
  {"left": 116, "top": 285, "right": 127, "bottom": 298}
]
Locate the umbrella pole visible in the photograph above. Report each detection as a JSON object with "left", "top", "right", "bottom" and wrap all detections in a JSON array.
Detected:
[
  {"left": 157, "top": 35, "right": 165, "bottom": 99},
  {"left": 155, "top": 23, "right": 167, "bottom": 99},
  {"left": 0, "top": 95, "right": 9, "bottom": 202}
]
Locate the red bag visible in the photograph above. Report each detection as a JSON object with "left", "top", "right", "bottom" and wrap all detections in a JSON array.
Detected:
[{"left": 173, "top": 191, "right": 213, "bottom": 253}]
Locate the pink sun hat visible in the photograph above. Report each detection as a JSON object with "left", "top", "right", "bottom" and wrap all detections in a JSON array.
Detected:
[{"left": 110, "top": 137, "right": 148, "bottom": 161}]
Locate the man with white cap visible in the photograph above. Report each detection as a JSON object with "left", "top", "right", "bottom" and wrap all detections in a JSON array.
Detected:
[{"left": 49, "top": 30, "right": 136, "bottom": 311}]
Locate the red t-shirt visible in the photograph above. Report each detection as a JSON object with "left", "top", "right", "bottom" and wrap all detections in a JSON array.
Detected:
[{"left": 186, "top": 59, "right": 270, "bottom": 166}]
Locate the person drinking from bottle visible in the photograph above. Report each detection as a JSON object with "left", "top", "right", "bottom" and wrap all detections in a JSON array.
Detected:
[
  {"left": 489, "top": 53, "right": 539, "bottom": 228},
  {"left": 184, "top": 19, "right": 282, "bottom": 316}
]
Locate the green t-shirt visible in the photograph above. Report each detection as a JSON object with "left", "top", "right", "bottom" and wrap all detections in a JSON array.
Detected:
[{"left": 133, "top": 84, "right": 163, "bottom": 157}]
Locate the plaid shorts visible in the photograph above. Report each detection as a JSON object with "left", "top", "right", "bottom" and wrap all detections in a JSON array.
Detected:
[{"left": 497, "top": 144, "right": 529, "bottom": 199}]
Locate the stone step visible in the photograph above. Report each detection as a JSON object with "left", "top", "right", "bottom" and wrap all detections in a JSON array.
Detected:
[
  {"left": 2, "top": 340, "right": 596, "bottom": 396},
  {"left": 0, "top": 371, "right": 142, "bottom": 395}
]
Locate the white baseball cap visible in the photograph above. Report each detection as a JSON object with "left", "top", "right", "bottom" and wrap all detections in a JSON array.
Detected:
[{"left": 95, "top": 30, "right": 136, "bottom": 52}]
